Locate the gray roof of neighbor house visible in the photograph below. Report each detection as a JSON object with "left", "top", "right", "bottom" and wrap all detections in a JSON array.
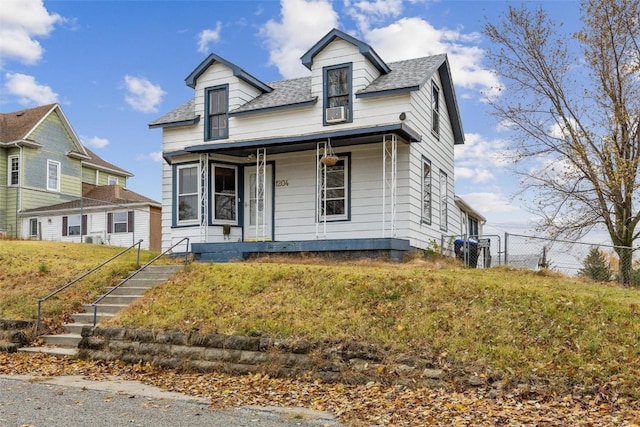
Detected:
[
  {"left": 21, "top": 185, "right": 160, "bottom": 214},
  {"left": 0, "top": 103, "right": 132, "bottom": 177},
  {"left": 83, "top": 146, "right": 132, "bottom": 177},
  {"left": 0, "top": 103, "right": 57, "bottom": 143}
]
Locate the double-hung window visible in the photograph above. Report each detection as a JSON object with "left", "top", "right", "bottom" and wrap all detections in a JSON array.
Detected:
[
  {"left": 212, "top": 165, "right": 237, "bottom": 223},
  {"left": 324, "top": 64, "right": 352, "bottom": 124},
  {"left": 8, "top": 155, "right": 19, "bottom": 186},
  {"left": 431, "top": 82, "right": 440, "bottom": 137},
  {"left": 47, "top": 160, "right": 60, "bottom": 192},
  {"left": 318, "top": 156, "right": 349, "bottom": 221},
  {"left": 422, "top": 158, "right": 432, "bottom": 225},
  {"left": 29, "top": 219, "right": 38, "bottom": 237},
  {"left": 108, "top": 211, "right": 133, "bottom": 233},
  {"left": 62, "top": 215, "right": 86, "bottom": 236},
  {"left": 205, "top": 86, "right": 228, "bottom": 140},
  {"left": 176, "top": 164, "right": 199, "bottom": 224},
  {"left": 108, "top": 176, "right": 119, "bottom": 185},
  {"left": 439, "top": 170, "right": 448, "bottom": 231}
]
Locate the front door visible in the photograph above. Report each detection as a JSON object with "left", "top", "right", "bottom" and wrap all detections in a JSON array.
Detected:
[{"left": 243, "top": 165, "right": 273, "bottom": 241}]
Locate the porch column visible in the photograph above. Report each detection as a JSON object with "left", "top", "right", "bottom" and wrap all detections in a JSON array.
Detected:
[
  {"left": 382, "top": 134, "right": 397, "bottom": 237},
  {"left": 254, "top": 147, "right": 267, "bottom": 241},
  {"left": 199, "top": 153, "right": 209, "bottom": 242}
]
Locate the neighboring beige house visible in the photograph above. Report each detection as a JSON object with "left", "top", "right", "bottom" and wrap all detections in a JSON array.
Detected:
[
  {"left": 150, "top": 28, "right": 484, "bottom": 261},
  {"left": 1, "top": 103, "right": 161, "bottom": 251}
]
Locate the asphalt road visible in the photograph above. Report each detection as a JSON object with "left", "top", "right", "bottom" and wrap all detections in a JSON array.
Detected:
[{"left": 0, "top": 375, "right": 342, "bottom": 427}]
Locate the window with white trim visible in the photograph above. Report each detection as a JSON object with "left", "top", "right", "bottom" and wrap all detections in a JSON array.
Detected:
[
  {"left": 108, "top": 176, "right": 119, "bottom": 185},
  {"left": 113, "top": 211, "right": 128, "bottom": 233},
  {"left": 67, "top": 215, "right": 81, "bottom": 236},
  {"left": 176, "top": 164, "right": 199, "bottom": 224},
  {"left": 212, "top": 165, "right": 237, "bottom": 223},
  {"left": 324, "top": 64, "right": 352, "bottom": 124},
  {"left": 318, "top": 156, "right": 349, "bottom": 221},
  {"left": 439, "top": 170, "right": 448, "bottom": 231},
  {"left": 422, "top": 158, "right": 432, "bottom": 225},
  {"left": 8, "top": 155, "right": 19, "bottom": 186},
  {"left": 431, "top": 81, "right": 440, "bottom": 137},
  {"left": 205, "top": 86, "right": 228, "bottom": 140},
  {"left": 47, "top": 160, "right": 60, "bottom": 192}
]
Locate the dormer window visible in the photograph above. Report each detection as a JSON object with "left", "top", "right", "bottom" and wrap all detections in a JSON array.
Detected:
[
  {"left": 324, "top": 64, "right": 352, "bottom": 124},
  {"left": 205, "top": 85, "right": 228, "bottom": 140}
]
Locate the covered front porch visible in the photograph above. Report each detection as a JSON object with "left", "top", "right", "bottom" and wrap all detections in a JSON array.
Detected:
[
  {"left": 191, "top": 237, "right": 412, "bottom": 262},
  {"left": 165, "top": 124, "right": 420, "bottom": 246}
]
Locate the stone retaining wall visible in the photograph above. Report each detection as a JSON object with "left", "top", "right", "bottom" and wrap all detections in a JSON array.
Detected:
[
  {"left": 78, "top": 327, "right": 408, "bottom": 384},
  {"left": 0, "top": 319, "right": 34, "bottom": 352}
]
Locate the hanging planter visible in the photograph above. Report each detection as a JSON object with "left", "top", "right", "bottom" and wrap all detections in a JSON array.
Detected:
[
  {"left": 321, "top": 139, "right": 338, "bottom": 166},
  {"left": 321, "top": 155, "right": 339, "bottom": 166}
]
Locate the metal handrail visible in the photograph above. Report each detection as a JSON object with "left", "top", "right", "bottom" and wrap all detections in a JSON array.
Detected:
[
  {"left": 36, "top": 239, "right": 143, "bottom": 334},
  {"left": 91, "top": 237, "right": 190, "bottom": 326}
]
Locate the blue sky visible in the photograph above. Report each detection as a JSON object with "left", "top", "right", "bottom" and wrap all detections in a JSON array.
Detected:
[{"left": 0, "top": 0, "right": 586, "bottom": 236}]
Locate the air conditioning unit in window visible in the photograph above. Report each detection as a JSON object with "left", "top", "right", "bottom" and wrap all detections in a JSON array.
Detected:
[{"left": 325, "top": 106, "right": 347, "bottom": 123}]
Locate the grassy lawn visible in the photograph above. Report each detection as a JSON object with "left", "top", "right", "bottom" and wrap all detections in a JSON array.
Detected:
[
  {"left": 1, "top": 241, "right": 639, "bottom": 399},
  {"left": 0, "top": 240, "right": 159, "bottom": 330}
]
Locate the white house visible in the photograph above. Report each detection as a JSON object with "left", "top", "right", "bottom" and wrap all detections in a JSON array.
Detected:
[
  {"left": 20, "top": 184, "right": 162, "bottom": 251},
  {"left": 149, "top": 28, "right": 484, "bottom": 261}
]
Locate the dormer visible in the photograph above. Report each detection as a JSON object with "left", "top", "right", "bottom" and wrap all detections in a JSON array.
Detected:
[
  {"left": 300, "top": 29, "right": 390, "bottom": 126},
  {"left": 184, "top": 53, "right": 272, "bottom": 140}
]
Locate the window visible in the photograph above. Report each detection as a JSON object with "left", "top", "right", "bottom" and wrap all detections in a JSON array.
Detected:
[
  {"left": 62, "top": 215, "right": 86, "bottom": 236},
  {"left": 8, "top": 155, "right": 19, "bottom": 186},
  {"left": 176, "top": 164, "right": 199, "bottom": 224},
  {"left": 108, "top": 176, "right": 119, "bottom": 185},
  {"left": 108, "top": 211, "right": 134, "bottom": 233},
  {"left": 431, "top": 82, "right": 440, "bottom": 137},
  {"left": 468, "top": 217, "right": 479, "bottom": 239},
  {"left": 47, "top": 160, "right": 60, "bottom": 192},
  {"left": 439, "top": 170, "right": 448, "bottom": 231},
  {"left": 318, "top": 156, "right": 349, "bottom": 221},
  {"left": 422, "top": 158, "right": 432, "bottom": 224},
  {"left": 29, "top": 219, "right": 38, "bottom": 238},
  {"left": 205, "top": 86, "right": 228, "bottom": 140},
  {"left": 324, "top": 64, "right": 351, "bottom": 123},
  {"left": 213, "top": 165, "right": 237, "bottom": 223}
]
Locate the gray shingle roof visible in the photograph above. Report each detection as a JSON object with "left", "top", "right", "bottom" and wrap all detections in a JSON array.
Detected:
[
  {"left": 150, "top": 55, "right": 445, "bottom": 126},
  {"left": 148, "top": 99, "right": 196, "bottom": 127},
  {"left": 357, "top": 55, "right": 446, "bottom": 95}
]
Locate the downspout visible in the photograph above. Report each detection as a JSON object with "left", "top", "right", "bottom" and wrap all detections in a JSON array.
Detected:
[{"left": 12, "top": 143, "right": 23, "bottom": 238}]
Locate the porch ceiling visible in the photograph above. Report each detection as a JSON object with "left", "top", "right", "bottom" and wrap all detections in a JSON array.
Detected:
[{"left": 182, "top": 123, "right": 421, "bottom": 158}]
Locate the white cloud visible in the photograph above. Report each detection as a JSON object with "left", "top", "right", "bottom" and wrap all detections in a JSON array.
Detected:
[
  {"left": 457, "top": 191, "right": 519, "bottom": 214},
  {"left": 260, "top": 0, "right": 339, "bottom": 78},
  {"left": 197, "top": 22, "right": 222, "bottom": 53},
  {"left": 0, "top": 0, "right": 62, "bottom": 67},
  {"left": 345, "top": 0, "right": 403, "bottom": 33},
  {"left": 3, "top": 72, "right": 58, "bottom": 105},
  {"left": 136, "top": 151, "right": 163, "bottom": 162},
  {"left": 455, "top": 132, "right": 509, "bottom": 169},
  {"left": 365, "top": 18, "right": 501, "bottom": 98},
  {"left": 82, "top": 136, "right": 109, "bottom": 149},
  {"left": 123, "top": 75, "right": 165, "bottom": 113}
]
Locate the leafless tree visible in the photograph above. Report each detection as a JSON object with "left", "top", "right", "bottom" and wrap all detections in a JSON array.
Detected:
[{"left": 483, "top": 0, "right": 640, "bottom": 284}]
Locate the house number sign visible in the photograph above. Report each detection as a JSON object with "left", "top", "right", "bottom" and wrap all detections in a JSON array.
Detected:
[{"left": 275, "top": 180, "right": 289, "bottom": 187}]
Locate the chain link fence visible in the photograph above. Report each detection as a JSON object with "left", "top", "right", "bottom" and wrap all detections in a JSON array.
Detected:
[{"left": 442, "top": 232, "right": 638, "bottom": 286}]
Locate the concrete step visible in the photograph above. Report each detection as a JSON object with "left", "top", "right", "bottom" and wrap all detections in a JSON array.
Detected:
[
  {"left": 83, "top": 304, "right": 128, "bottom": 315},
  {"left": 95, "top": 295, "right": 142, "bottom": 305},
  {"left": 104, "top": 286, "right": 153, "bottom": 296},
  {"left": 19, "top": 346, "right": 78, "bottom": 357},
  {"left": 71, "top": 312, "right": 113, "bottom": 325},
  {"left": 40, "top": 333, "right": 82, "bottom": 348},
  {"left": 116, "top": 278, "right": 168, "bottom": 288},
  {"left": 63, "top": 323, "right": 91, "bottom": 335}
]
